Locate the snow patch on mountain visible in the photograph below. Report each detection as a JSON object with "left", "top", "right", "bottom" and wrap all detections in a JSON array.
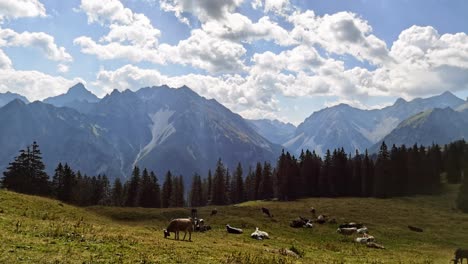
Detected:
[{"left": 133, "top": 109, "right": 176, "bottom": 167}]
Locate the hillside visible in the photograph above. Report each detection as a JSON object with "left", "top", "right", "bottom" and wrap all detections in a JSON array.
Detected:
[
  {"left": 372, "top": 108, "right": 468, "bottom": 152},
  {"left": 1, "top": 186, "right": 467, "bottom": 263}
]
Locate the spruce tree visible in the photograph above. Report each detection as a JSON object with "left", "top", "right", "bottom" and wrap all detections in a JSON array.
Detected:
[
  {"left": 212, "top": 159, "right": 227, "bottom": 205},
  {"left": 232, "top": 162, "right": 244, "bottom": 204},
  {"left": 139, "top": 168, "right": 153, "bottom": 207},
  {"left": 125, "top": 166, "right": 141, "bottom": 207},
  {"left": 254, "top": 162, "right": 263, "bottom": 200},
  {"left": 260, "top": 162, "right": 274, "bottom": 200},
  {"left": 111, "top": 178, "right": 124, "bottom": 206},
  {"left": 2, "top": 142, "right": 49, "bottom": 195},
  {"left": 150, "top": 171, "right": 161, "bottom": 208},
  {"left": 162, "top": 171, "right": 173, "bottom": 208},
  {"left": 190, "top": 173, "right": 203, "bottom": 207},
  {"left": 374, "top": 141, "right": 390, "bottom": 198}
]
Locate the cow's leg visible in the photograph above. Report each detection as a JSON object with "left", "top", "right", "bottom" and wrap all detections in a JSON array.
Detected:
[
  {"left": 183, "top": 230, "right": 187, "bottom": 240},
  {"left": 189, "top": 230, "right": 192, "bottom": 241}
]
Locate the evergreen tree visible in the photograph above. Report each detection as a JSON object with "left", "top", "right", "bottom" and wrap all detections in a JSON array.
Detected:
[
  {"left": 207, "top": 170, "right": 213, "bottom": 204},
  {"left": 254, "top": 162, "right": 263, "bottom": 200},
  {"left": 374, "top": 141, "right": 391, "bottom": 198},
  {"left": 231, "top": 162, "right": 244, "bottom": 204},
  {"left": 58, "top": 164, "right": 76, "bottom": 202},
  {"left": 125, "top": 166, "right": 141, "bottom": 207},
  {"left": 161, "top": 171, "right": 173, "bottom": 208},
  {"left": 260, "top": 162, "right": 274, "bottom": 200},
  {"left": 190, "top": 173, "right": 203, "bottom": 207},
  {"left": 2, "top": 142, "right": 49, "bottom": 195},
  {"left": 225, "top": 168, "right": 231, "bottom": 204},
  {"left": 51, "top": 163, "right": 64, "bottom": 198},
  {"left": 111, "top": 178, "right": 124, "bottom": 206},
  {"left": 150, "top": 171, "right": 161, "bottom": 208},
  {"left": 212, "top": 159, "right": 227, "bottom": 205},
  {"left": 139, "top": 168, "right": 155, "bottom": 207},
  {"left": 244, "top": 167, "right": 255, "bottom": 201}
]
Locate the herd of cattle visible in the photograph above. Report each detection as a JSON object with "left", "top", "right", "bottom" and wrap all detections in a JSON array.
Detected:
[{"left": 162, "top": 206, "right": 467, "bottom": 262}]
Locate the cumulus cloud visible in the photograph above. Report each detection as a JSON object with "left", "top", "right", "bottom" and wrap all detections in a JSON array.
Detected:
[
  {"left": 159, "top": 29, "right": 247, "bottom": 73},
  {"left": 289, "top": 11, "right": 389, "bottom": 65},
  {"left": 252, "top": 0, "right": 292, "bottom": 16},
  {"left": 0, "top": 28, "right": 72, "bottom": 62},
  {"left": 202, "top": 13, "right": 296, "bottom": 46},
  {"left": 57, "top": 63, "right": 69, "bottom": 73},
  {"left": 160, "top": 0, "right": 244, "bottom": 24},
  {"left": 0, "top": 49, "right": 12, "bottom": 69},
  {"left": 0, "top": 0, "right": 46, "bottom": 23},
  {"left": 0, "top": 68, "right": 83, "bottom": 101}
]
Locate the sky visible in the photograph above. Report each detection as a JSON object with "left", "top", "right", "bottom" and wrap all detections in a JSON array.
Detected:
[{"left": 0, "top": 0, "right": 468, "bottom": 125}]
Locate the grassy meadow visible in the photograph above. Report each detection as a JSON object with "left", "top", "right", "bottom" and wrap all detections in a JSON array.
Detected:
[{"left": 0, "top": 184, "right": 467, "bottom": 263}]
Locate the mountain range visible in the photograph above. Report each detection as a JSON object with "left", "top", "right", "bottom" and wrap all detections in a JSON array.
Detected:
[
  {"left": 283, "top": 91, "right": 466, "bottom": 155},
  {"left": 0, "top": 85, "right": 280, "bottom": 182},
  {"left": 0, "top": 83, "right": 467, "bottom": 182}
]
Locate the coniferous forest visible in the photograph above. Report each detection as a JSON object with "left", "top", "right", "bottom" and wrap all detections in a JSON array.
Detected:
[{"left": 2, "top": 140, "right": 468, "bottom": 212}]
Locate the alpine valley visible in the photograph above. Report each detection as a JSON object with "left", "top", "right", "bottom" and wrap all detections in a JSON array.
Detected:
[{"left": 1, "top": 83, "right": 467, "bottom": 182}]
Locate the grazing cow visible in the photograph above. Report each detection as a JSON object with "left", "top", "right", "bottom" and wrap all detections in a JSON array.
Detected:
[
  {"left": 164, "top": 218, "right": 194, "bottom": 241},
  {"left": 310, "top": 207, "right": 316, "bottom": 215},
  {"left": 337, "top": 227, "right": 357, "bottom": 236},
  {"left": 261, "top": 207, "right": 272, "bottom": 217},
  {"left": 251, "top": 227, "right": 269, "bottom": 240},
  {"left": 226, "top": 224, "right": 243, "bottom": 234},
  {"left": 211, "top": 209, "right": 218, "bottom": 216},
  {"left": 317, "top": 215, "right": 328, "bottom": 224},
  {"left": 453, "top": 248, "right": 468, "bottom": 264},
  {"left": 408, "top": 225, "right": 423, "bottom": 232}
]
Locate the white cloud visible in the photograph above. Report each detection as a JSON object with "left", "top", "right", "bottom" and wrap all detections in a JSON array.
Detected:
[
  {"left": 289, "top": 10, "right": 389, "bottom": 65},
  {"left": 160, "top": 0, "right": 244, "bottom": 24},
  {"left": 74, "top": 36, "right": 164, "bottom": 64},
  {"left": 0, "top": 68, "right": 83, "bottom": 101},
  {"left": 0, "top": 0, "right": 46, "bottom": 23},
  {"left": 160, "top": 29, "right": 247, "bottom": 73},
  {"left": 202, "top": 13, "right": 296, "bottom": 46},
  {"left": 0, "top": 28, "right": 72, "bottom": 62},
  {"left": 57, "top": 63, "right": 69, "bottom": 73},
  {"left": 252, "top": 0, "right": 292, "bottom": 16},
  {"left": 0, "top": 49, "right": 12, "bottom": 69}
]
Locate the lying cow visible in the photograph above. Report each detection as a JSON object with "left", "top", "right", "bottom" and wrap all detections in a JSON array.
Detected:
[
  {"left": 251, "top": 227, "right": 269, "bottom": 240},
  {"left": 226, "top": 224, "right": 243, "bottom": 234},
  {"left": 337, "top": 227, "right": 357, "bottom": 236},
  {"left": 290, "top": 217, "right": 313, "bottom": 228}
]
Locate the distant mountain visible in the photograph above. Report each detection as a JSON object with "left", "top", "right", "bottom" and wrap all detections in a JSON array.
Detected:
[
  {"left": 0, "top": 99, "right": 121, "bottom": 177},
  {"left": 0, "top": 86, "right": 280, "bottom": 182},
  {"left": 44, "top": 83, "right": 99, "bottom": 107},
  {"left": 247, "top": 119, "right": 296, "bottom": 145},
  {"left": 0, "top": 91, "right": 29, "bottom": 107},
  {"left": 372, "top": 107, "right": 468, "bottom": 151},
  {"left": 285, "top": 91, "right": 465, "bottom": 155}
]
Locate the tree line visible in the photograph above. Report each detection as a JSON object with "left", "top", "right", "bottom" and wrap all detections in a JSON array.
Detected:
[{"left": 2, "top": 140, "right": 468, "bottom": 212}]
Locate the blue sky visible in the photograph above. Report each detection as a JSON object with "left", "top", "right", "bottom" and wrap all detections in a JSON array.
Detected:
[{"left": 0, "top": 0, "right": 467, "bottom": 125}]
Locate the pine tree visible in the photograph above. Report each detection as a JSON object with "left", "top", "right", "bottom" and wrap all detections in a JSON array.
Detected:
[
  {"left": 211, "top": 159, "right": 227, "bottom": 205},
  {"left": 170, "top": 176, "right": 185, "bottom": 207},
  {"left": 190, "top": 173, "right": 203, "bottom": 207},
  {"left": 111, "top": 178, "right": 124, "bottom": 206},
  {"left": 150, "top": 171, "right": 161, "bottom": 208},
  {"left": 162, "top": 171, "right": 173, "bottom": 208},
  {"left": 139, "top": 168, "right": 153, "bottom": 208},
  {"left": 244, "top": 167, "right": 255, "bottom": 201},
  {"left": 225, "top": 168, "right": 231, "bottom": 204},
  {"left": 2, "top": 142, "right": 49, "bottom": 195},
  {"left": 51, "top": 163, "right": 64, "bottom": 198},
  {"left": 254, "top": 162, "right": 263, "bottom": 200},
  {"left": 58, "top": 163, "right": 76, "bottom": 202},
  {"left": 207, "top": 170, "right": 213, "bottom": 204},
  {"left": 231, "top": 162, "right": 244, "bottom": 204},
  {"left": 374, "top": 141, "right": 391, "bottom": 198},
  {"left": 125, "top": 166, "right": 141, "bottom": 207},
  {"left": 260, "top": 162, "right": 274, "bottom": 200}
]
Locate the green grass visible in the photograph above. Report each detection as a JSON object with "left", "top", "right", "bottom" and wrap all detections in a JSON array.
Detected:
[{"left": 1, "top": 184, "right": 467, "bottom": 263}]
